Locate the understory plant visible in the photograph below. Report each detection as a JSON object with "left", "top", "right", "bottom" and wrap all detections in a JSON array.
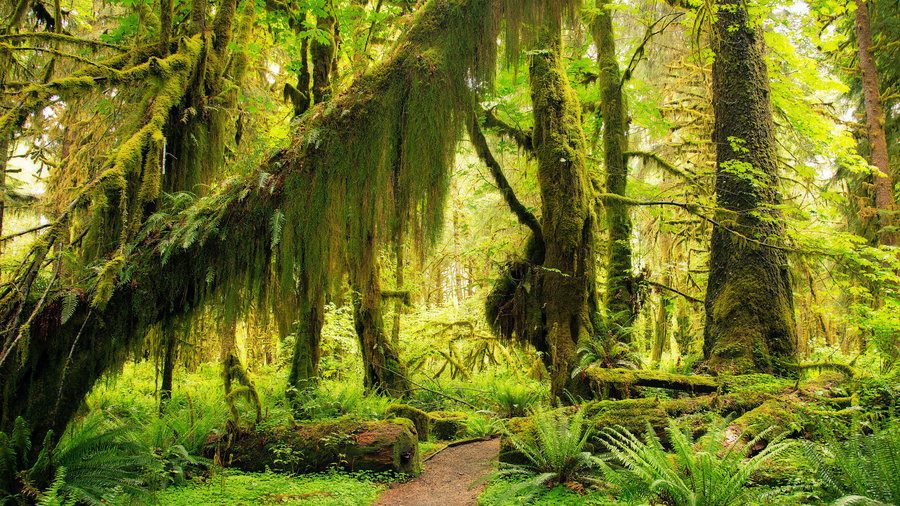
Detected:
[
  {"left": 803, "top": 415, "right": 900, "bottom": 505},
  {"left": 598, "top": 417, "right": 792, "bottom": 505},
  {"left": 486, "top": 409, "right": 601, "bottom": 502}
]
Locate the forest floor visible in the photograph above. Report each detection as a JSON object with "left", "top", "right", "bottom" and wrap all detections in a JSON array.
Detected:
[{"left": 373, "top": 438, "right": 500, "bottom": 506}]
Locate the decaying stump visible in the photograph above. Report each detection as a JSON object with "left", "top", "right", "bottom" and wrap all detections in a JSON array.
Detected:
[{"left": 205, "top": 418, "right": 421, "bottom": 475}]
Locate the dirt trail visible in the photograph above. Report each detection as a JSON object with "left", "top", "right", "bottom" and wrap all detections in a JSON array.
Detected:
[{"left": 373, "top": 438, "right": 499, "bottom": 506}]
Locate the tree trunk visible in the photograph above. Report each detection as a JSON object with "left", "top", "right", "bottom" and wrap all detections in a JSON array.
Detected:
[
  {"left": 529, "top": 22, "right": 598, "bottom": 402},
  {"left": 703, "top": 0, "right": 797, "bottom": 374},
  {"left": 855, "top": 0, "right": 895, "bottom": 246},
  {"left": 311, "top": 13, "right": 335, "bottom": 104},
  {"left": 351, "top": 236, "right": 410, "bottom": 396},
  {"left": 651, "top": 235, "right": 673, "bottom": 366},
  {"left": 594, "top": 0, "right": 635, "bottom": 327},
  {"left": 158, "top": 329, "right": 177, "bottom": 413},
  {"left": 391, "top": 237, "right": 404, "bottom": 348},
  {"left": 287, "top": 283, "right": 324, "bottom": 396}
]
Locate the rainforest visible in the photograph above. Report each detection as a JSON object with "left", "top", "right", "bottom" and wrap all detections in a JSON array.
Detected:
[{"left": 1, "top": 0, "right": 899, "bottom": 503}]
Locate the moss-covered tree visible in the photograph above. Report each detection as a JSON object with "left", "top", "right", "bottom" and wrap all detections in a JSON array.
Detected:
[
  {"left": 0, "top": 0, "right": 523, "bottom": 469},
  {"left": 703, "top": 0, "right": 797, "bottom": 373},
  {"left": 593, "top": 0, "right": 636, "bottom": 328}
]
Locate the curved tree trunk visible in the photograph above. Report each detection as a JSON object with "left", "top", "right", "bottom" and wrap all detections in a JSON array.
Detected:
[{"left": 703, "top": 0, "right": 796, "bottom": 374}]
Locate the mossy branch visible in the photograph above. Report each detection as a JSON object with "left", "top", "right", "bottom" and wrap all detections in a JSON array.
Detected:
[
  {"left": 595, "top": 193, "right": 794, "bottom": 253},
  {"left": 1, "top": 44, "right": 115, "bottom": 69},
  {"left": 0, "top": 32, "right": 126, "bottom": 50},
  {"left": 468, "top": 112, "right": 543, "bottom": 247},
  {"left": 647, "top": 280, "right": 702, "bottom": 304},
  {"left": 624, "top": 150, "right": 698, "bottom": 187},
  {"left": 481, "top": 107, "right": 533, "bottom": 153}
]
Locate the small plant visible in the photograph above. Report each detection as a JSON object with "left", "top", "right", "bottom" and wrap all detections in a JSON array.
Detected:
[
  {"left": 598, "top": 417, "right": 792, "bottom": 506},
  {"left": 574, "top": 310, "right": 641, "bottom": 375},
  {"left": 803, "top": 415, "right": 900, "bottom": 505},
  {"left": 485, "top": 409, "right": 601, "bottom": 502},
  {"left": 52, "top": 417, "right": 158, "bottom": 505},
  {"left": 491, "top": 380, "right": 541, "bottom": 418},
  {"left": 467, "top": 413, "right": 501, "bottom": 438}
]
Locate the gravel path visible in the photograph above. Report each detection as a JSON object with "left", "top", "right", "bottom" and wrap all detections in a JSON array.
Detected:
[{"left": 373, "top": 438, "right": 499, "bottom": 506}]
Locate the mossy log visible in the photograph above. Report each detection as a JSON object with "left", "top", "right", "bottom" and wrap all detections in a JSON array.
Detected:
[
  {"left": 205, "top": 418, "right": 421, "bottom": 475},
  {"left": 386, "top": 404, "right": 430, "bottom": 441},
  {"left": 583, "top": 367, "right": 718, "bottom": 396},
  {"left": 500, "top": 372, "right": 865, "bottom": 464},
  {"left": 429, "top": 411, "right": 467, "bottom": 440}
]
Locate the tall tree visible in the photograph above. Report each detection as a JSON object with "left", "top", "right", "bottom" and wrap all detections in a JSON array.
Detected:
[
  {"left": 855, "top": 0, "right": 896, "bottom": 245},
  {"left": 593, "top": 0, "right": 636, "bottom": 328},
  {"left": 703, "top": 0, "right": 797, "bottom": 373}
]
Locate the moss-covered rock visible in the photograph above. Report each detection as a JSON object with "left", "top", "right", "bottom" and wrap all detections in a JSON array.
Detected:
[
  {"left": 429, "top": 411, "right": 467, "bottom": 440},
  {"left": 386, "top": 404, "right": 430, "bottom": 441},
  {"left": 205, "top": 418, "right": 421, "bottom": 476}
]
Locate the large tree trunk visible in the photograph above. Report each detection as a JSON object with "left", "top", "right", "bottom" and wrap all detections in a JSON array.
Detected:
[
  {"left": 855, "top": 0, "right": 895, "bottom": 246},
  {"left": 528, "top": 22, "right": 598, "bottom": 402},
  {"left": 351, "top": 236, "right": 410, "bottom": 397},
  {"left": 594, "top": 0, "right": 635, "bottom": 327},
  {"left": 287, "top": 291, "right": 324, "bottom": 397},
  {"left": 703, "top": 0, "right": 797, "bottom": 374}
]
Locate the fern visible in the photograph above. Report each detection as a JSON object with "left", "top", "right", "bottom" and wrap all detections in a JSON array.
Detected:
[
  {"left": 485, "top": 409, "right": 602, "bottom": 502},
  {"left": 59, "top": 290, "right": 78, "bottom": 325},
  {"left": 599, "top": 417, "right": 792, "bottom": 506},
  {"left": 52, "top": 418, "right": 156, "bottom": 505},
  {"left": 270, "top": 209, "right": 285, "bottom": 248},
  {"left": 36, "top": 467, "right": 76, "bottom": 506},
  {"left": 804, "top": 415, "right": 900, "bottom": 505}
]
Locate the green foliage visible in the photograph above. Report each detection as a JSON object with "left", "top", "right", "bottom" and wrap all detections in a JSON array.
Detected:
[
  {"left": 803, "top": 415, "right": 900, "bottom": 505},
  {"left": 36, "top": 467, "right": 77, "bottom": 506},
  {"left": 489, "top": 377, "right": 543, "bottom": 418},
  {"left": 489, "top": 410, "right": 601, "bottom": 502},
  {"left": 149, "top": 469, "right": 383, "bottom": 505},
  {"left": 52, "top": 417, "right": 156, "bottom": 505},
  {"left": 576, "top": 311, "right": 641, "bottom": 374},
  {"left": 598, "top": 417, "right": 792, "bottom": 506}
]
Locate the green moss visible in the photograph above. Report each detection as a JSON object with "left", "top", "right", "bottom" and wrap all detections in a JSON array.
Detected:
[
  {"left": 428, "top": 411, "right": 467, "bottom": 440},
  {"left": 386, "top": 405, "right": 430, "bottom": 441},
  {"left": 720, "top": 373, "right": 794, "bottom": 395}
]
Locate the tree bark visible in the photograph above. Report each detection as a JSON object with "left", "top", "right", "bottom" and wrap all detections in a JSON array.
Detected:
[
  {"left": 311, "top": 13, "right": 335, "bottom": 104},
  {"left": 529, "top": 22, "right": 598, "bottom": 402},
  {"left": 703, "top": 0, "right": 797, "bottom": 374},
  {"left": 351, "top": 236, "right": 410, "bottom": 397},
  {"left": 287, "top": 281, "right": 324, "bottom": 396},
  {"left": 594, "top": 0, "right": 636, "bottom": 327},
  {"left": 158, "top": 328, "right": 177, "bottom": 413},
  {"left": 855, "top": 0, "right": 895, "bottom": 246}
]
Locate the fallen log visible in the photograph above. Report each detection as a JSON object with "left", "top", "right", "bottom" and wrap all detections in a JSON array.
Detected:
[
  {"left": 500, "top": 372, "right": 870, "bottom": 465},
  {"left": 584, "top": 367, "right": 719, "bottom": 396},
  {"left": 205, "top": 418, "right": 421, "bottom": 476}
]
